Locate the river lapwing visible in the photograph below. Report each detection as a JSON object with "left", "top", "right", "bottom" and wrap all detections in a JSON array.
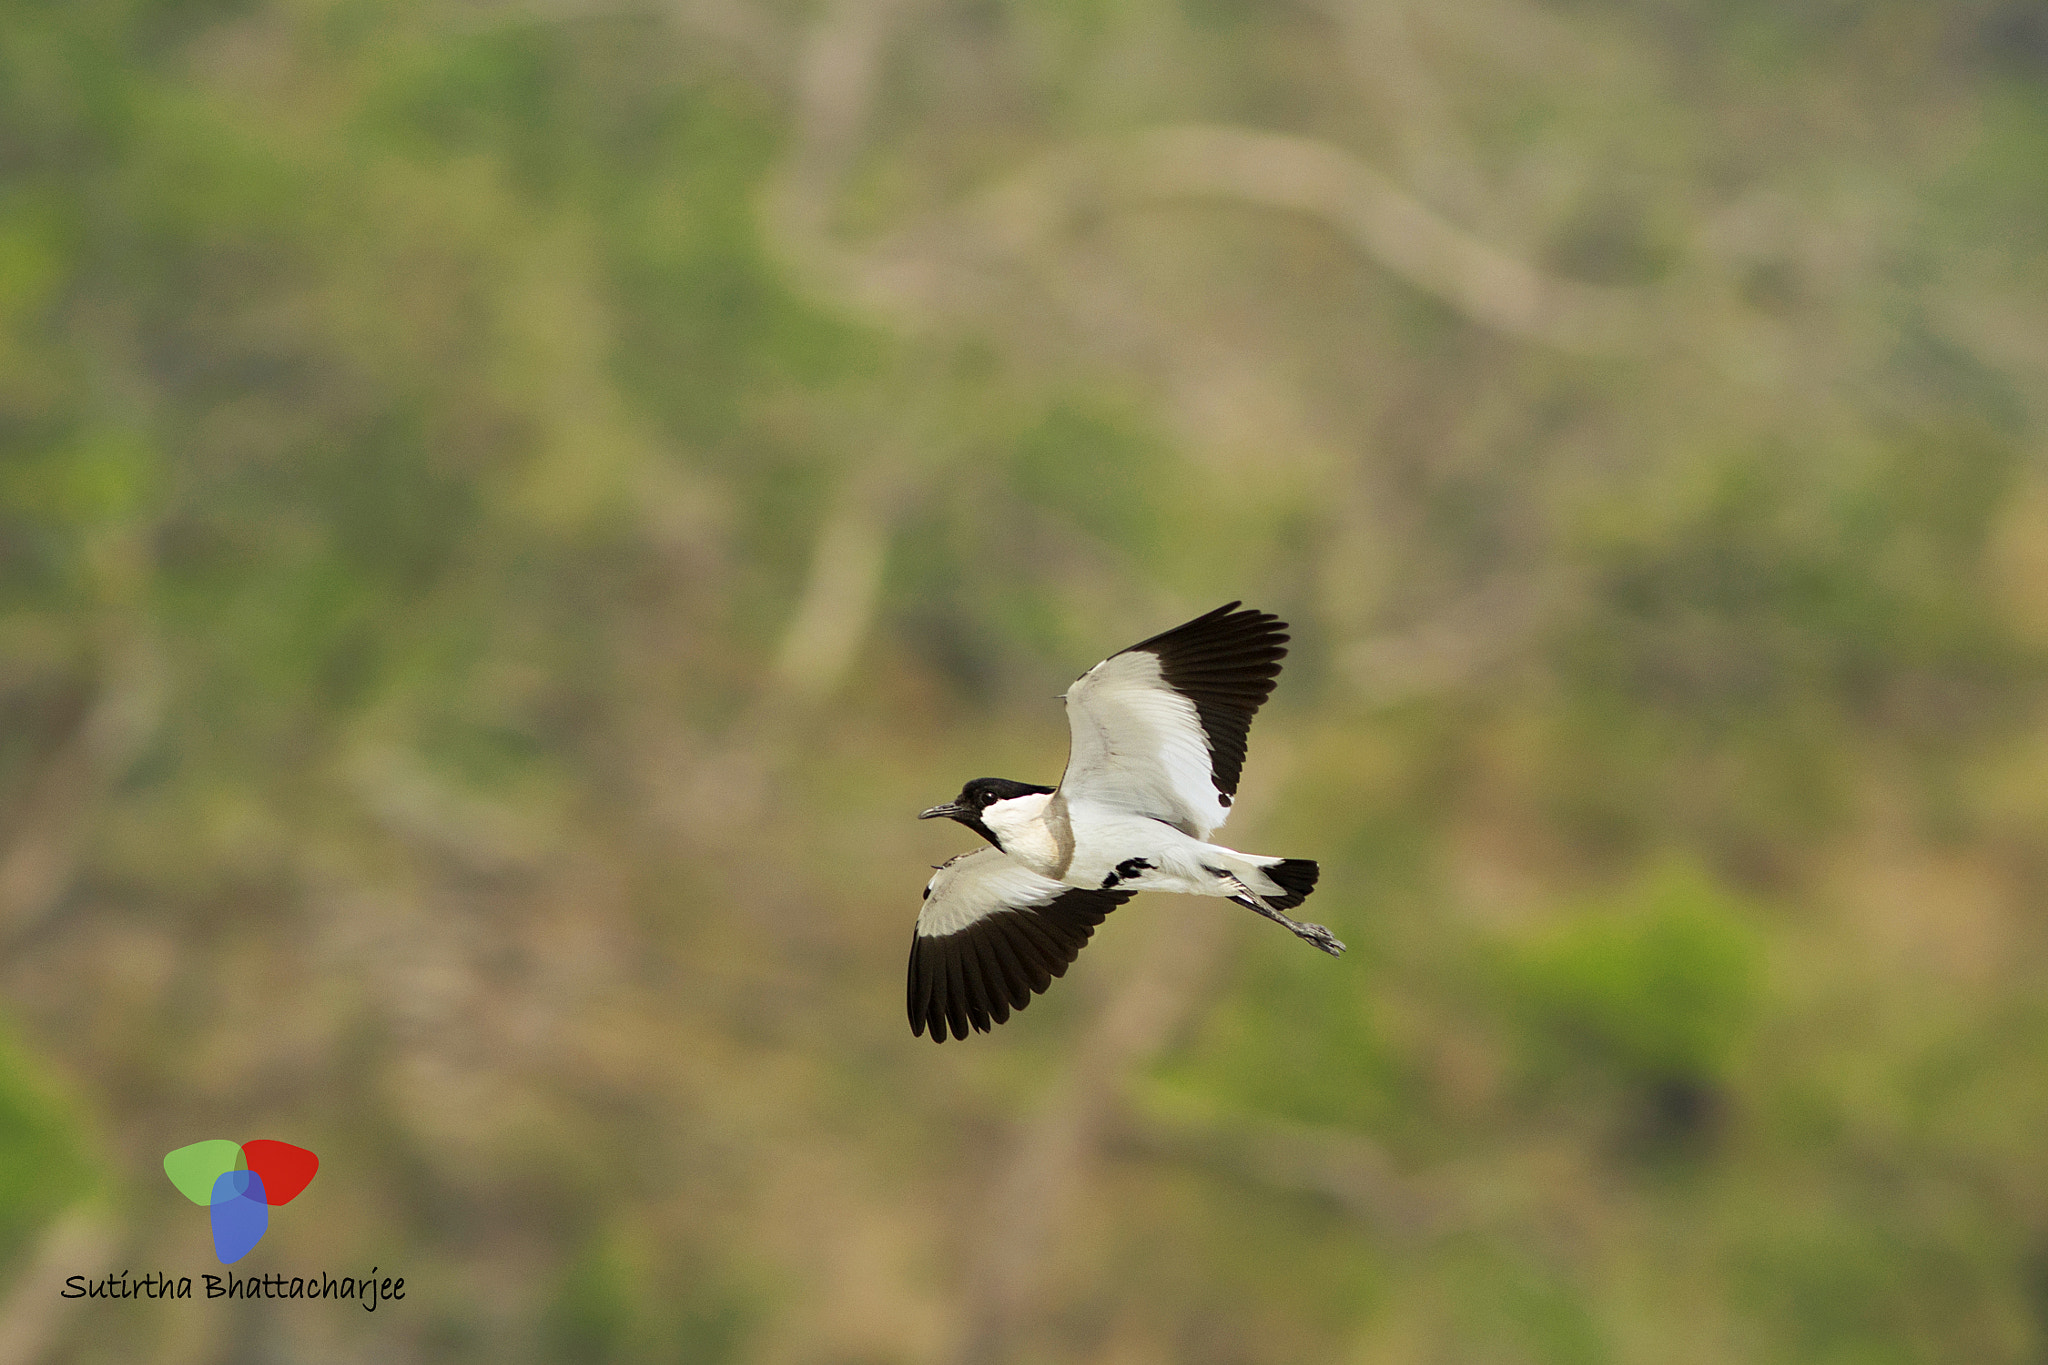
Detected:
[{"left": 910, "top": 602, "right": 1341, "bottom": 1042}]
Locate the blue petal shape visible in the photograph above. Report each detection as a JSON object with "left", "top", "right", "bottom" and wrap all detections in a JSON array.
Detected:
[{"left": 209, "top": 1169, "right": 268, "bottom": 1264}]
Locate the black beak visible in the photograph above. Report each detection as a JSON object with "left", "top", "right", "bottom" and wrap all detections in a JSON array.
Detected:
[{"left": 919, "top": 802, "right": 966, "bottom": 821}]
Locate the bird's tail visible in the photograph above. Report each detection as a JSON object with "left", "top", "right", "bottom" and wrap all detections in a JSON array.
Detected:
[{"left": 1253, "top": 857, "right": 1319, "bottom": 910}]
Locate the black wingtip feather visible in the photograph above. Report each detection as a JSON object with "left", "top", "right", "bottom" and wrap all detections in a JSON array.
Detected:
[
  {"left": 906, "top": 886, "right": 1132, "bottom": 1042},
  {"left": 908, "top": 936, "right": 927, "bottom": 1036},
  {"left": 1123, "top": 603, "right": 1290, "bottom": 800}
]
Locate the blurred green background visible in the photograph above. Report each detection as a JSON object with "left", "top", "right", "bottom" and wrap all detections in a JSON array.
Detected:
[{"left": 4, "top": 0, "right": 2048, "bottom": 1361}]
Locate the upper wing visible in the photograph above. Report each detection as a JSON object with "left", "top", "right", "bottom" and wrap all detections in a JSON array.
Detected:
[
  {"left": 1057, "top": 602, "right": 1288, "bottom": 837},
  {"left": 909, "top": 848, "right": 1134, "bottom": 1042}
]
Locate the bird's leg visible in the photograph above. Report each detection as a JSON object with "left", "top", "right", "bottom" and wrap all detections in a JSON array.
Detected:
[{"left": 1214, "top": 871, "right": 1346, "bottom": 956}]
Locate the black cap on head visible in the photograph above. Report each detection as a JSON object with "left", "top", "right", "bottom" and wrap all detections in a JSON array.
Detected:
[
  {"left": 956, "top": 777, "right": 1055, "bottom": 810},
  {"left": 919, "top": 777, "right": 1055, "bottom": 849}
]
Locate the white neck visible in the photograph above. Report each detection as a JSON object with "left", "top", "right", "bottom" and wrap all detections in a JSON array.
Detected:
[{"left": 981, "top": 792, "right": 1058, "bottom": 872}]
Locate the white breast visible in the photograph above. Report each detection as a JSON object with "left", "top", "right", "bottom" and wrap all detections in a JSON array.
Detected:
[{"left": 979, "top": 792, "right": 1062, "bottom": 875}]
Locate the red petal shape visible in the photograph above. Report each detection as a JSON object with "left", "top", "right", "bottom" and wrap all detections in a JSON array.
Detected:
[{"left": 241, "top": 1140, "right": 319, "bottom": 1206}]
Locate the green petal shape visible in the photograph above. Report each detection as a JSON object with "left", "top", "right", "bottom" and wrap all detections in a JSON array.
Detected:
[{"left": 164, "top": 1140, "right": 242, "bottom": 1206}]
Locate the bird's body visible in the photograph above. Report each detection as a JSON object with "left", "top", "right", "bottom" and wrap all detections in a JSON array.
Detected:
[
  {"left": 910, "top": 602, "right": 1342, "bottom": 1043},
  {"left": 979, "top": 789, "right": 1306, "bottom": 907}
]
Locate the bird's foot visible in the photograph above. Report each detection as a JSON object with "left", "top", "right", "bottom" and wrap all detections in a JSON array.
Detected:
[
  {"left": 1287, "top": 918, "right": 1346, "bottom": 956},
  {"left": 1220, "top": 875, "right": 1346, "bottom": 956},
  {"left": 1253, "top": 900, "right": 1347, "bottom": 956}
]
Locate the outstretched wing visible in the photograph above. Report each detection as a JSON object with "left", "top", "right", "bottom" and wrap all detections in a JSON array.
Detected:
[
  {"left": 909, "top": 848, "right": 1134, "bottom": 1042},
  {"left": 1057, "top": 602, "right": 1288, "bottom": 838}
]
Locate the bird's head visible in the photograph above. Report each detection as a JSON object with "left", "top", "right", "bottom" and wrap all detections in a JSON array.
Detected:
[{"left": 920, "top": 778, "right": 1055, "bottom": 849}]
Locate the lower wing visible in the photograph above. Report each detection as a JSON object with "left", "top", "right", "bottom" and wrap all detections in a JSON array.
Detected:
[{"left": 909, "top": 847, "right": 1135, "bottom": 1042}]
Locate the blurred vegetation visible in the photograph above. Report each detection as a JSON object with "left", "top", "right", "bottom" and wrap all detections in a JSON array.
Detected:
[
  {"left": 2, "top": 0, "right": 2048, "bottom": 1361},
  {"left": 0, "top": 1019, "right": 96, "bottom": 1275}
]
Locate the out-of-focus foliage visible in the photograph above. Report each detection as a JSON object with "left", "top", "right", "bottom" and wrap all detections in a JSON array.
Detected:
[
  {"left": 2, "top": 0, "right": 2047, "bottom": 1362},
  {"left": 0, "top": 1020, "right": 96, "bottom": 1274},
  {"left": 1503, "top": 866, "right": 1763, "bottom": 1141}
]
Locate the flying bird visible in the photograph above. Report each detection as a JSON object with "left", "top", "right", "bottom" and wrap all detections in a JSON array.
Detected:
[{"left": 910, "top": 602, "right": 1342, "bottom": 1042}]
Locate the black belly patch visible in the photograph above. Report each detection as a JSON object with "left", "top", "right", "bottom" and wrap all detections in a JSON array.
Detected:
[{"left": 1100, "top": 857, "right": 1153, "bottom": 890}]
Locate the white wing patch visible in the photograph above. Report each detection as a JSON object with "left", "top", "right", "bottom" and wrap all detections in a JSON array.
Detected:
[
  {"left": 909, "top": 847, "right": 1132, "bottom": 1041},
  {"left": 1060, "top": 650, "right": 1231, "bottom": 837},
  {"left": 916, "top": 848, "right": 1071, "bottom": 937}
]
